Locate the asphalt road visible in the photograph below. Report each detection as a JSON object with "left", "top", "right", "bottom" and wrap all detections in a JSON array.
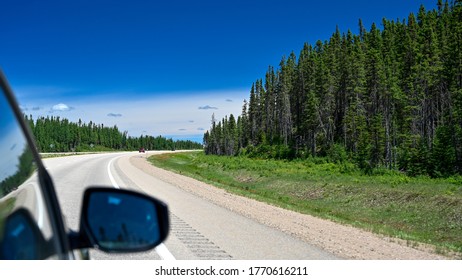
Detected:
[{"left": 43, "top": 152, "right": 338, "bottom": 260}]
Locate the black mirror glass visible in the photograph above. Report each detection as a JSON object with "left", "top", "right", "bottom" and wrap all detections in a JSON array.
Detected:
[{"left": 85, "top": 189, "right": 163, "bottom": 252}]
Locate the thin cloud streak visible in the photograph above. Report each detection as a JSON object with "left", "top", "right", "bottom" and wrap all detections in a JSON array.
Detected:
[
  {"left": 107, "top": 113, "right": 123, "bottom": 117},
  {"left": 198, "top": 105, "right": 218, "bottom": 110}
]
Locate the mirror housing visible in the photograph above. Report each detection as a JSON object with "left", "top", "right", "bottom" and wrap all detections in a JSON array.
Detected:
[
  {"left": 72, "top": 187, "right": 169, "bottom": 253},
  {"left": 0, "top": 208, "right": 51, "bottom": 259}
]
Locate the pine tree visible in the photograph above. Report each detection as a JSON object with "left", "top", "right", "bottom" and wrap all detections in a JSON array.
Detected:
[{"left": 203, "top": 1, "right": 462, "bottom": 176}]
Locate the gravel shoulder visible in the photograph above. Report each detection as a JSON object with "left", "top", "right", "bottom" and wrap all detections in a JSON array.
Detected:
[{"left": 131, "top": 154, "right": 449, "bottom": 260}]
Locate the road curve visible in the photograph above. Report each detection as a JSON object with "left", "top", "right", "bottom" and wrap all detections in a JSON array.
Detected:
[{"left": 43, "top": 151, "right": 339, "bottom": 260}]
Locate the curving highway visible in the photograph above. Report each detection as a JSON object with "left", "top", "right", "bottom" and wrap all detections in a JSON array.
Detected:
[{"left": 43, "top": 152, "right": 338, "bottom": 260}]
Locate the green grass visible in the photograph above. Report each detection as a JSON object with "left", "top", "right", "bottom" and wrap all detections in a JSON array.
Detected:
[{"left": 148, "top": 151, "right": 462, "bottom": 257}]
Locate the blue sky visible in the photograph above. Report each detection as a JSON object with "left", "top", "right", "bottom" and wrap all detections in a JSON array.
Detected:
[{"left": 1, "top": 0, "right": 438, "bottom": 143}]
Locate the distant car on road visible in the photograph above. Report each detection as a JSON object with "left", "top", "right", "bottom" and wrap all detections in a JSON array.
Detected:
[{"left": 139, "top": 147, "right": 146, "bottom": 153}]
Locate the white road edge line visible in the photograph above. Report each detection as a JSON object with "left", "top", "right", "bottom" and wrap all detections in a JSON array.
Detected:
[
  {"left": 107, "top": 156, "right": 121, "bottom": 189},
  {"left": 155, "top": 243, "right": 176, "bottom": 260},
  {"left": 107, "top": 154, "right": 176, "bottom": 260}
]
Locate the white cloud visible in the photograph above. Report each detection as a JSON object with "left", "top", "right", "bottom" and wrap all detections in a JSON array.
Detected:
[{"left": 51, "top": 103, "right": 72, "bottom": 112}]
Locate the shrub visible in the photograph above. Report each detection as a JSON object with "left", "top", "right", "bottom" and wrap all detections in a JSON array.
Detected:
[{"left": 327, "top": 144, "right": 348, "bottom": 164}]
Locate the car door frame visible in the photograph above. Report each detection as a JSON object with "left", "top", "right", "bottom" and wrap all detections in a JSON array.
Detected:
[{"left": 0, "top": 70, "right": 73, "bottom": 259}]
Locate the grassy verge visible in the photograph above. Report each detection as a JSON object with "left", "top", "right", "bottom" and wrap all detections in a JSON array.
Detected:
[
  {"left": 40, "top": 153, "right": 84, "bottom": 159},
  {"left": 40, "top": 148, "right": 122, "bottom": 159},
  {"left": 148, "top": 151, "right": 462, "bottom": 257}
]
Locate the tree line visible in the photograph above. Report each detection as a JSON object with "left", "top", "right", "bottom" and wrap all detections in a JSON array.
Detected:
[
  {"left": 204, "top": 1, "right": 462, "bottom": 177},
  {"left": 25, "top": 115, "right": 202, "bottom": 152}
]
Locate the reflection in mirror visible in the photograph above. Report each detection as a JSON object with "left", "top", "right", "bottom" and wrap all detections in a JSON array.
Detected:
[
  {"left": 85, "top": 191, "right": 162, "bottom": 251},
  {"left": 0, "top": 93, "right": 33, "bottom": 198}
]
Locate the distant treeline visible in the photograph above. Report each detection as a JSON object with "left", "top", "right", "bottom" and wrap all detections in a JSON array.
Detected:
[
  {"left": 24, "top": 115, "right": 202, "bottom": 152},
  {"left": 204, "top": 1, "right": 462, "bottom": 177}
]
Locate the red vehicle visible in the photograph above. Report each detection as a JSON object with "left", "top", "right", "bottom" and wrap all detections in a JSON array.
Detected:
[{"left": 139, "top": 147, "right": 146, "bottom": 153}]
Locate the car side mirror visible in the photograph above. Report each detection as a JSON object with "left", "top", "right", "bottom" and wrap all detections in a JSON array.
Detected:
[
  {"left": 72, "top": 187, "right": 169, "bottom": 253},
  {"left": 0, "top": 208, "right": 51, "bottom": 259}
]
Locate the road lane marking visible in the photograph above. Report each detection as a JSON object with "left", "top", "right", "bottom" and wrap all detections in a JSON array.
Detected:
[
  {"left": 107, "top": 156, "right": 121, "bottom": 189},
  {"left": 155, "top": 243, "right": 176, "bottom": 260},
  {"left": 107, "top": 154, "right": 176, "bottom": 260}
]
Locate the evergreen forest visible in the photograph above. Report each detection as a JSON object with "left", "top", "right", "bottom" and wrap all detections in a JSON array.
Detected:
[
  {"left": 25, "top": 115, "right": 202, "bottom": 152},
  {"left": 203, "top": 1, "right": 462, "bottom": 178}
]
